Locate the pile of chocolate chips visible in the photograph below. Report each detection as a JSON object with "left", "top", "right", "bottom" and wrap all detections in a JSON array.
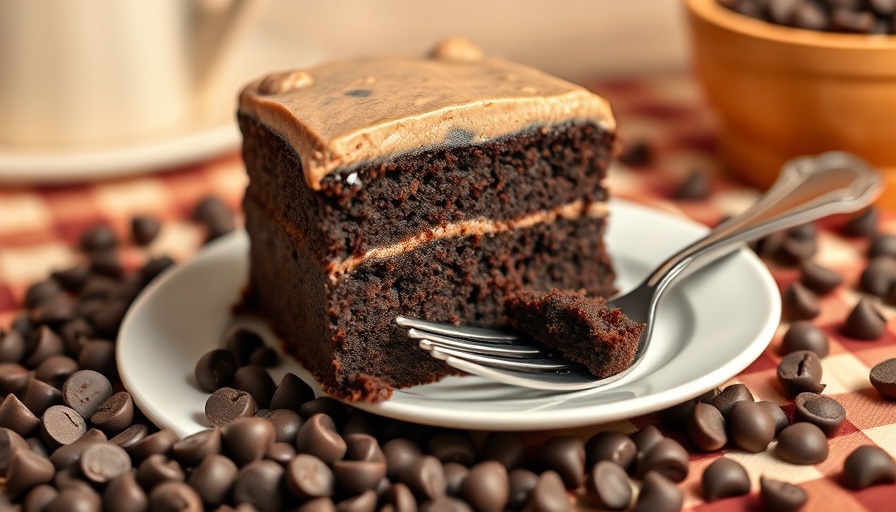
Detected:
[
  {"left": 719, "top": 0, "right": 896, "bottom": 34},
  {"left": 3, "top": 196, "right": 896, "bottom": 512}
]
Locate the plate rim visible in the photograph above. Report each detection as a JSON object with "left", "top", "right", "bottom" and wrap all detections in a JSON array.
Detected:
[{"left": 118, "top": 198, "right": 781, "bottom": 434}]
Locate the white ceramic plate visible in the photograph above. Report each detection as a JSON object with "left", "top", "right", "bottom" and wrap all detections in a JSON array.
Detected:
[
  {"left": 0, "top": 26, "right": 321, "bottom": 184},
  {"left": 118, "top": 199, "right": 780, "bottom": 438}
]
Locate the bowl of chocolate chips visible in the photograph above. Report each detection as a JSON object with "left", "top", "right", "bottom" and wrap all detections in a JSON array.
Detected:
[{"left": 686, "top": 0, "right": 896, "bottom": 206}]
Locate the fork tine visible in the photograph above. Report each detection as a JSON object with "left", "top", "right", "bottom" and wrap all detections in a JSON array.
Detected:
[
  {"left": 419, "top": 340, "right": 574, "bottom": 371},
  {"left": 396, "top": 316, "right": 521, "bottom": 343},
  {"left": 432, "top": 352, "right": 609, "bottom": 391},
  {"left": 407, "top": 329, "right": 546, "bottom": 357}
]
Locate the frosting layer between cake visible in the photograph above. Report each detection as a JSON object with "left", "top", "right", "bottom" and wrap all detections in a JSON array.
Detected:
[{"left": 238, "top": 40, "right": 615, "bottom": 190}]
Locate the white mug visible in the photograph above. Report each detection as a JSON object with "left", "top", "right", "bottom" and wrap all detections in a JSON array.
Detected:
[{"left": 0, "top": 0, "right": 260, "bottom": 148}]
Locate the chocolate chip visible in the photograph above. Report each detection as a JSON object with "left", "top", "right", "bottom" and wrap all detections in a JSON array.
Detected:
[
  {"left": 193, "top": 196, "right": 236, "bottom": 242},
  {"left": 48, "top": 428, "right": 106, "bottom": 470},
  {"left": 709, "top": 383, "right": 754, "bottom": 417},
  {"left": 79, "top": 442, "right": 130, "bottom": 483},
  {"left": 223, "top": 417, "right": 276, "bottom": 466},
  {"left": 344, "top": 433, "right": 385, "bottom": 463},
  {"left": 171, "top": 427, "right": 220, "bottom": 467},
  {"left": 384, "top": 438, "right": 422, "bottom": 481},
  {"left": 632, "top": 471, "right": 682, "bottom": 512},
  {"left": 780, "top": 321, "right": 829, "bottom": 358},
  {"left": 40, "top": 404, "right": 86, "bottom": 449},
  {"left": 782, "top": 282, "right": 820, "bottom": 321},
  {"left": 0, "top": 328, "right": 26, "bottom": 363},
  {"left": 131, "top": 215, "right": 161, "bottom": 246},
  {"left": 148, "top": 480, "right": 202, "bottom": 512},
  {"left": 831, "top": 7, "right": 876, "bottom": 32},
  {"left": 455, "top": 461, "right": 509, "bottom": 512},
  {"left": 231, "top": 365, "right": 276, "bottom": 409},
  {"left": 859, "top": 257, "right": 896, "bottom": 298},
  {"left": 88, "top": 249, "right": 124, "bottom": 279},
  {"left": 757, "top": 401, "right": 789, "bottom": 435},
  {"left": 23, "top": 484, "right": 57, "bottom": 512},
  {"left": 80, "top": 225, "right": 117, "bottom": 252},
  {"left": 25, "top": 279, "right": 62, "bottom": 309},
  {"left": 194, "top": 349, "right": 239, "bottom": 392},
  {"left": 538, "top": 436, "right": 585, "bottom": 489},
  {"left": 444, "top": 461, "right": 468, "bottom": 496},
  {"left": 104, "top": 470, "right": 148, "bottom": 512},
  {"left": 34, "top": 355, "right": 78, "bottom": 389},
  {"left": 25, "top": 326, "right": 65, "bottom": 368},
  {"left": 630, "top": 425, "right": 664, "bottom": 458},
  {"left": 110, "top": 423, "right": 149, "bottom": 451},
  {"left": 285, "top": 453, "right": 334, "bottom": 500},
  {"left": 85, "top": 299, "right": 128, "bottom": 337},
  {"left": 842, "top": 207, "right": 878, "bottom": 236},
  {"left": 636, "top": 438, "right": 689, "bottom": 483},
  {"left": 52, "top": 265, "right": 90, "bottom": 292},
  {"left": 140, "top": 255, "right": 175, "bottom": 284},
  {"left": 266, "top": 442, "right": 296, "bottom": 465},
  {"left": 248, "top": 346, "right": 280, "bottom": 368},
  {"left": 672, "top": 168, "right": 711, "bottom": 200},
  {"left": 45, "top": 487, "right": 102, "bottom": 512},
  {"left": 336, "top": 489, "right": 377, "bottom": 512},
  {"left": 428, "top": 432, "right": 475, "bottom": 466},
  {"left": 794, "top": 392, "right": 845, "bottom": 437},
  {"left": 521, "top": 470, "right": 568, "bottom": 512},
  {"left": 5, "top": 447, "right": 54, "bottom": 497},
  {"left": 759, "top": 476, "right": 807, "bottom": 512},
  {"left": 0, "top": 394, "right": 40, "bottom": 438},
  {"left": 701, "top": 457, "right": 750, "bottom": 502},
  {"left": 334, "top": 458, "right": 388, "bottom": 495},
  {"left": 869, "top": 0, "right": 896, "bottom": 15},
  {"left": 270, "top": 372, "right": 316, "bottom": 412},
  {"left": 235, "top": 459, "right": 287, "bottom": 512},
  {"left": 508, "top": 469, "right": 538, "bottom": 510},
  {"left": 870, "top": 358, "right": 896, "bottom": 400},
  {"left": 585, "top": 430, "right": 637, "bottom": 470},
  {"left": 843, "top": 298, "right": 887, "bottom": 340},
  {"left": 206, "top": 387, "right": 257, "bottom": 427},
  {"left": 128, "top": 428, "right": 177, "bottom": 463},
  {"left": 136, "top": 453, "right": 185, "bottom": 490},
  {"left": 687, "top": 402, "right": 727, "bottom": 452},
  {"left": 842, "top": 445, "right": 896, "bottom": 489},
  {"left": 776, "top": 423, "right": 829, "bottom": 464},
  {"left": 400, "top": 455, "right": 447, "bottom": 501},
  {"left": 297, "top": 498, "right": 338, "bottom": 512},
  {"left": 294, "top": 413, "right": 345, "bottom": 466},
  {"left": 77, "top": 339, "right": 116, "bottom": 377},
  {"left": 187, "top": 453, "right": 238, "bottom": 506},
  {"left": 728, "top": 400, "right": 776, "bottom": 453},
  {"left": 87, "top": 391, "right": 133, "bottom": 437},
  {"left": 584, "top": 460, "right": 632, "bottom": 510},
  {"left": 61, "top": 369, "right": 113, "bottom": 419},
  {"left": 800, "top": 261, "right": 842, "bottom": 294},
  {"left": 261, "top": 408, "right": 302, "bottom": 444},
  {"left": 384, "top": 483, "right": 417, "bottom": 512},
  {"left": 777, "top": 350, "right": 825, "bottom": 397},
  {"left": 0, "top": 427, "right": 28, "bottom": 476},
  {"left": 768, "top": 0, "right": 800, "bottom": 24},
  {"left": 618, "top": 139, "right": 653, "bottom": 167},
  {"left": 0, "top": 362, "right": 32, "bottom": 395}
]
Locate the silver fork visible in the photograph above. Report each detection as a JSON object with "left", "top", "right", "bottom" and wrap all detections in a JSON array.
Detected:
[{"left": 396, "top": 151, "right": 882, "bottom": 391}]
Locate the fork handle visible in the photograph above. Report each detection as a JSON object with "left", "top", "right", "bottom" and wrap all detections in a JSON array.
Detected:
[{"left": 645, "top": 151, "right": 882, "bottom": 291}]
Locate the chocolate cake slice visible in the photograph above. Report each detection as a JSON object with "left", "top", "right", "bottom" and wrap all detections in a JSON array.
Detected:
[
  {"left": 238, "top": 38, "right": 618, "bottom": 401},
  {"left": 504, "top": 290, "right": 644, "bottom": 378}
]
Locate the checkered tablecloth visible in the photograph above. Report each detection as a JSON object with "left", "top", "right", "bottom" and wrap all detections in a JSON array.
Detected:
[{"left": 1, "top": 74, "right": 894, "bottom": 510}]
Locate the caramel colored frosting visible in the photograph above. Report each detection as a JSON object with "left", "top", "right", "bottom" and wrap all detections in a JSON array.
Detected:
[{"left": 239, "top": 38, "right": 615, "bottom": 190}]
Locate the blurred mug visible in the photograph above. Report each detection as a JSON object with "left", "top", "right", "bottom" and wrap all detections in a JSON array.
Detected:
[{"left": 0, "top": 0, "right": 260, "bottom": 148}]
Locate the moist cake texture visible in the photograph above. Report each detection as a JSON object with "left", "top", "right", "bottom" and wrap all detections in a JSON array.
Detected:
[
  {"left": 504, "top": 290, "right": 644, "bottom": 379},
  {"left": 239, "top": 38, "right": 618, "bottom": 401}
]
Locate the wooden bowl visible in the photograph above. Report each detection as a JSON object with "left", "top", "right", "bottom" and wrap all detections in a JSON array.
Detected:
[{"left": 685, "top": 0, "right": 896, "bottom": 206}]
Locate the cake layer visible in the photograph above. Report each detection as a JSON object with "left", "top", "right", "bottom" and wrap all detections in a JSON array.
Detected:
[
  {"left": 238, "top": 38, "right": 614, "bottom": 190},
  {"left": 244, "top": 194, "right": 616, "bottom": 401},
  {"left": 240, "top": 115, "right": 614, "bottom": 261}
]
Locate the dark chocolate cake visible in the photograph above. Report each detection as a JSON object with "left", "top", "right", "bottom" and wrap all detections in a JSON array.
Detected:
[
  {"left": 238, "top": 38, "right": 618, "bottom": 401},
  {"left": 504, "top": 290, "right": 644, "bottom": 379}
]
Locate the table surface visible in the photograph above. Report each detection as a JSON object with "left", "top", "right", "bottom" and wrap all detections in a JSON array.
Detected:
[{"left": 1, "top": 73, "right": 895, "bottom": 510}]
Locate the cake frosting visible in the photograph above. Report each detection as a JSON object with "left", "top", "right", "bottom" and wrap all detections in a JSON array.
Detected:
[{"left": 238, "top": 38, "right": 615, "bottom": 190}]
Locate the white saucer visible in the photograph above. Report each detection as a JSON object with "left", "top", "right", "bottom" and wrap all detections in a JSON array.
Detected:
[
  {"left": 117, "top": 199, "right": 780, "bottom": 438},
  {"left": 0, "top": 25, "right": 322, "bottom": 184}
]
